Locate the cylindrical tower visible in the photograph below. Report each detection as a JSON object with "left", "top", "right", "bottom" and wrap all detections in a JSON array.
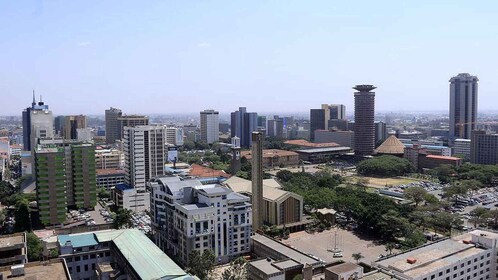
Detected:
[{"left": 353, "top": 85, "right": 376, "bottom": 156}]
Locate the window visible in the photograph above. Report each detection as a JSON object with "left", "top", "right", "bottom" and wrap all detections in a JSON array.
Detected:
[
  {"left": 92, "top": 263, "right": 95, "bottom": 270},
  {"left": 83, "top": 255, "right": 88, "bottom": 260},
  {"left": 85, "top": 265, "right": 88, "bottom": 271},
  {"left": 76, "top": 266, "right": 81, "bottom": 273},
  {"left": 75, "top": 256, "right": 81, "bottom": 261},
  {"left": 90, "top": 254, "right": 96, "bottom": 259}
]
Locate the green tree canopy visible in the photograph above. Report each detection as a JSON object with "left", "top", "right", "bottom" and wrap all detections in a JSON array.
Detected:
[
  {"left": 404, "top": 186, "right": 428, "bottom": 207},
  {"left": 356, "top": 155, "right": 414, "bottom": 177},
  {"left": 187, "top": 250, "right": 216, "bottom": 280},
  {"left": 26, "top": 232, "right": 42, "bottom": 261},
  {"left": 113, "top": 208, "right": 133, "bottom": 229}
]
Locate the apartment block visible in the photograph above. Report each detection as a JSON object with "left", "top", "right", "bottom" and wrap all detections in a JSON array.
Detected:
[
  {"left": 95, "top": 148, "right": 123, "bottom": 169},
  {"left": 149, "top": 176, "right": 252, "bottom": 265}
]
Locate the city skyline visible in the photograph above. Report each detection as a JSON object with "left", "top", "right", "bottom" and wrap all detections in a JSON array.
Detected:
[{"left": 1, "top": 1, "right": 498, "bottom": 115}]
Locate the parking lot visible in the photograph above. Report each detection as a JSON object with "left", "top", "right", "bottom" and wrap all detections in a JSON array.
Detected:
[{"left": 283, "top": 228, "right": 392, "bottom": 265}]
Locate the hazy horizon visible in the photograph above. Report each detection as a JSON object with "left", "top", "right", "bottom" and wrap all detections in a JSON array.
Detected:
[{"left": 2, "top": 1, "right": 498, "bottom": 115}]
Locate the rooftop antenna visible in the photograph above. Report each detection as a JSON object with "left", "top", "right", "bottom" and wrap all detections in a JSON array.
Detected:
[{"left": 32, "top": 90, "right": 36, "bottom": 106}]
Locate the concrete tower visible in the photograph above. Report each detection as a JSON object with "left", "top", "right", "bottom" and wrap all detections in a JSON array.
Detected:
[
  {"left": 251, "top": 132, "right": 264, "bottom": 231},
  {"left": 449, "top": 73, "right": 478, "bottom": 141},
  {"left": 230, "top": 137, "right": 241, "bottom": 175},
  {"left": 353, "top": 85, "right": 376, "bottom": 156}
]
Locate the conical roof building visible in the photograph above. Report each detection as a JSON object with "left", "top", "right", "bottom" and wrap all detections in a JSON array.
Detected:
[{"left": 374, "top": 135, "right": 405, "bottom": 156}]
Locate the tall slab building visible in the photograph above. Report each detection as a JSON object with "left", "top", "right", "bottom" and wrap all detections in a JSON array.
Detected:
[
  {"left": 200, "top": 109, "right": 219, "bottom": 144},
  {"left": 22, "top": 93, "right": 53, "bottom": 152},
  {"left": 251, "top": 132, "right": 264, "bottom": 231},
  {"left": 353, "top": 85, "right": 376, "bottom": 156},
  {"left": 449, "top": 73, "right": 478, "bottom": 141}
]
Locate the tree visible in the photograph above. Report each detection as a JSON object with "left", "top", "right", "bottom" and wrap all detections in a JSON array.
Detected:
[
  {"left": 404, "top": 186, "right": 427, "bottom": 207},
  {"left": 221, "top": 257, "right": 247, "bottom": 280},
  {"left": 26, "top": 232, "right": 42, "bottom": 261},
  {"left": 469, "top": 207, "right": 490, "bottom": 228},
  {"left": 113, "top": 208, "right": 133, "bottom": 229},
  {"left": 14, "top": 199, "right": 31, "bottom": 232},
  {"left": 489, "top": 209, "right": 498, "bottom": 228},
  {"left": 187, "top": 250, "right": 216, "bottom": 280},
  {"left": 292, "top": 275, "right": 303, "bottom": 280},
  {"left": 385, "top": 242, "right": 395, "bottom": 255},
  {"left": 352, "top": 252, "right": 364, "bottom": 263},
  {"left": 431, "top": 212, "right": 462, "bottom": 235},
  {"left": 402, "top": 228, "right": 426, "bottom": 249},
  {"left": 276, "top": 170, "right": 293, "bottom": 182},
  {"left": 356, "top": 155, "right": 414, "bottom": 177}
]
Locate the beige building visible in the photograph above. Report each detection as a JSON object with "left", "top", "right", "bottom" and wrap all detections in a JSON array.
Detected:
[
  {"left": 224, "top": 176, "right": 303, "bottom": 226},
  {"left": 325, "top": 263, "right": 363, "bottom": 280},
  {"left": 63, "top": 115, "right": 87, "bottom": 140},
  {"left": 0, "top": 232, "right": 27, "bottom": 266},
  {"left": 241, "top": 149, "right": 299, "bottom": 168},
  {"left": 95, "top": 148, "right": 123, "bottom": 169}
]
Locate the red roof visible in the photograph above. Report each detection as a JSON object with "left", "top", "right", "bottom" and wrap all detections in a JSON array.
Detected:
[
  {"left": 284, "top": 139, "right": 339, "bottom": 148},
  {"left": 96, "top": 168, "right": 126, "bottom": 175},
  {"left": 426, "top": 155, "right": 462, "bottom": 161},
  {"left": 189, "top": 164, "right": 230, "bottom": 178}
]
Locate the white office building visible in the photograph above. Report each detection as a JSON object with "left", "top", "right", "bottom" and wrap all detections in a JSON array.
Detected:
[
  {"left": 123, "top": 125, "right": 167, "bottom": 191},
  {"left": 454, "top": 138, "right": 471, "bottom": 161},
  {"left": 376, "top": 230, "right": 498, "bottom": 280},
  {"left": 200, "top": 110, "right": 219, "bottom": 144},
  {"left": 165, "top": 127, "right": 184, "bottom": 146},
  {"left": 149, "top": 176, "right": 252, "bottom": 265}
]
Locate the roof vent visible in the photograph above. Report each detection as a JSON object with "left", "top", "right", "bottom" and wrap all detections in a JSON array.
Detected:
[
  {"left": 406, "top": 258, "right": 417, "bottom": 264},
  {"left": 10, "top": 264, "right": 25, "bottom": 277}
]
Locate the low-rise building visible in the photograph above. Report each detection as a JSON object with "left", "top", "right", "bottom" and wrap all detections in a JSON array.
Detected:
[
  {"left": 112, "top": 183, "right": 150, "bottom": 212},
  {"left": 247, "top": 258, "right": 303, "bottom": 280},
  {"left": 0, "top": 259, "right": 71, "bottom": 280},
  {"left": 149, "top": 176, "right": 252, "bottom": 265},
  {"left": 325, "top": 262, "right": 363, "bottom": 280},
  {"left": 284, "top": 140, "right": 339, "bottom": 150},
  {"left": 295, "top": 147, "right": 353, "bottom": 164},
  {"left": 224, "top": 176, "right": 304, "bottom": 228},
  {"left": 0, "top": 232, "right": 27, "bottom": 266},
  {"left": 419, "top": 155, "right": 463, "bottom": 170},
  {"left": 96, "top": 169, "right": 125, "bottom": 190},
  {"left": 241, "top": 149, "right": 299, "bottom": 168},
  {"left": 58, "top": 228, "right": 197, "bottom": 280},
  {"left": 453, "top": 139, "right": 471, "bottom": 161},
  {"left": 95, "top": 148, "right": 123, "bottom": 169},
  {"left": 375, "top": 230, "right": 498, "bottom": 280}
]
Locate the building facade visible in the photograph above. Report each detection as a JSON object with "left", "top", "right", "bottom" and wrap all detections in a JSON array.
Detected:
[
  {"left": 310, "top": 109, "right": 325, "bottom": 142},
  {"left": 314, "top": 130, "right": 354, "bottom": 148},
  {"left": 453, "top": 139, "right": 471, "bottom": 161},
  {"left": 449, "top": 73, "right": 478, "bottom": 141},
  {"left": 95, "top": 148, "right": 123, "bottom": 169},
  {"left": 231, "top": 107, "right": 258, "bottom": 148},
  {"left": 63, "top": 115, "right": 87, "bottom": 140},
  {"left": 117, "top": 115, "right": 149, "bottom": 140},
  {"left": 375, "top": 121, "right": 388, "bottom": 145},
  {"left": 22, "top": 95, "right": 53, "bottom": 152},
  {"left": 471, "top": 130, "right": 498, "bottom": 164},
  {"left": 200, "top": 109, "right": 220, "bottom": 144},
  {"left": 105, "top": 107, "right": 122, "bottom": 144},
  {"left": 149, "top": 177, "right": 252, "bottom": 265},
  {"left": 353, "top": 85, "right": 376, "bottom": 156}
]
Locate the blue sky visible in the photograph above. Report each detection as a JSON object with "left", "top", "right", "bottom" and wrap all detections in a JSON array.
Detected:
[{"left": 1, "top": 1, "right": 497, "bottom": 115}]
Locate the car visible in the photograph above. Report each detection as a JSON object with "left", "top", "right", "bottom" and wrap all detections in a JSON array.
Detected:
[{"left": 333, "top": 252, "right": 343, "bottom": 258}]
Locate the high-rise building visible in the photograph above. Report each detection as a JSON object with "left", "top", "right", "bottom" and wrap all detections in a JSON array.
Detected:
[
  {"left": 471, "top": 130, "right": 498, "bottom": 164},
  {"left": 374, "top": 121, "right": 388, "bottom": 145},
  {"left": 330, "top": 104, "right": 346, "bottom": 120},
  {"left": 257, "top": 116, "right": 267, "bottom": 131},
  {"left": 310, "top": 109, "right": 325, "bottom": 142},
  {"left": 200, "top": 109, "right": 219, "bottom": 144},
  {"left": 251, "top": 132, "right": 264, "bottom": 231},
  {"left": 353, "top": 85, "right": 376, "bottom": 156},
  {"left": 22, "top": 93, "right": 53, "bottom": 152},
  {"left": 105, "top": 107, "right": 122, "bottom": 144},
  {"left": 117, "top": 115, "right": 149, "bottom": 140},
  {"left": 449, "top": 73, "right": 478, "bottom": 141},
  {"left": 165, "top": 127, "right": 184, "bottom": 146},
  {"left": 267, "top": 116, "right": 284, "bottom": 138},
  {"left": 123, "top": 126, "right": 166, "bottom": 191},
  {"left": 54, "top": 115, "right": 65, "bottom": 137},
  {"left": 321, "top": 104, "right": 331, "bottom": 129},
  {"left": 35, "top": 141, "right": 97, "bottom": 225},
  {"left": 230, "top": 107, "right": 258, "bottom": 148},
  {"left": 63, "top": 115, "right": 87, "bottom": 140},
  {"left": 35, "top": 146, "right": 67, "bottom": 225},
  {"left": 149, "top": 177, "right": 252, "bottom": 265}
]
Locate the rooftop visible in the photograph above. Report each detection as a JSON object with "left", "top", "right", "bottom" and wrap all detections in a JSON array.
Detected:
[
  {"left": 284, "top": 139, "right": 339, "bottom": 148},
  {"left": 425, "top": 155, "right": 462, "bottom": 161},
  {"left": 295, "top": 146, "right": 352, "bottom": 154},
  {"left": 58, "top": 232, "right": 98, "bottom": 248},
  {"left": 189, "top": 164, "right": 230, "bottom": 178},
  {"left": 95, "top": 229, "right": 196, "bottom": 280},
  {"left": 0, "top": 259, "right": 70, "bottom": 280},
  {"left": 326, "top": 262, "right": 362, "bottom": 274},
  {"left": 374, "top": 135, "right": 405, "bottom": 155},
  {"left": 0, "top": 233, "right": 25, "bottom": 250},
  {"left": 241, "top": 149, "right": 299, "bottom": 159},
  {"left": 376, "top": 238, "right": 483, "bottom": 278},
  {"left": 224, "top": 176, "right": 302, "bottom": 202},
  {"left": 96, "top": 168, "right": 126, "bottom": 176},
  {"left": 252, "top": 234, "right": 321, "bottom": 267},
  {"left": 249, "top": 259, "right": 283, "bottom": 275},
  {"left": 115, "top": 183, "right": 134, "bottom": 191}
]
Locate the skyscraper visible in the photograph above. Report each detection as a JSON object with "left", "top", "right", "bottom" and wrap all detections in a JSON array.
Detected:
[
  {"left": 471, "top": 130, "right": 498, "bottom": 164},
  {"left": 310, "top": 109, "right": 325, "bottom": 142},
  {"left": 449, "top": 73, "right": 478, "bottom": 141},
  {"left": 267, "top": 116, "right": 284, "bottom": 138},
  {"left": 22, "top": 93, "right": 53, "bottom": 151},
  {"left": 330, "top": 104, "right": 346, "bottom": 120},
  {"left": 35, "top": 146, "right": 67, "bottom": 225},
  {"left": 200, "top": 109, "right": 219, "bottom": 144},
  {"left": 374, "top": 121, "right": 388, "bottom": 145},
  {"left": 105, "top": 107, "right": 122, "bottom": 144},
  {"left": 123, "top": 126, "right": 166, "bottom": 190},
  {"left": 54, "top": 115, "right": 65, "bottom": 137},
  {"left": 353, "top": 85, "right": 376, "bottom": 156},
  {"left": 118, "top": 115, "right": 149, "bottom": 140},
  {"left": 230, "top": 107, "right": 258, "bottom": 148},
  {"left": 63, "top": 115, "right": 87, "bottom": 140},
  {"left": 251, "top": 132, "right": 264, "bottom": 231}
]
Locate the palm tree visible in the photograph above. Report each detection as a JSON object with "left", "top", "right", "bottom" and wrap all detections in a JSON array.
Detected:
[{"left": 352, "top": 252, "right": 364, "bottom": 263}]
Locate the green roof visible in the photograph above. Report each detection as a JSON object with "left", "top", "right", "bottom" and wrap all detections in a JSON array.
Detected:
[
  {"left": 58, "top": 233, "right": 98, "bottom": 248},
  {"left": 94, "top": 229, "right": 197, "bottom": 280}
]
